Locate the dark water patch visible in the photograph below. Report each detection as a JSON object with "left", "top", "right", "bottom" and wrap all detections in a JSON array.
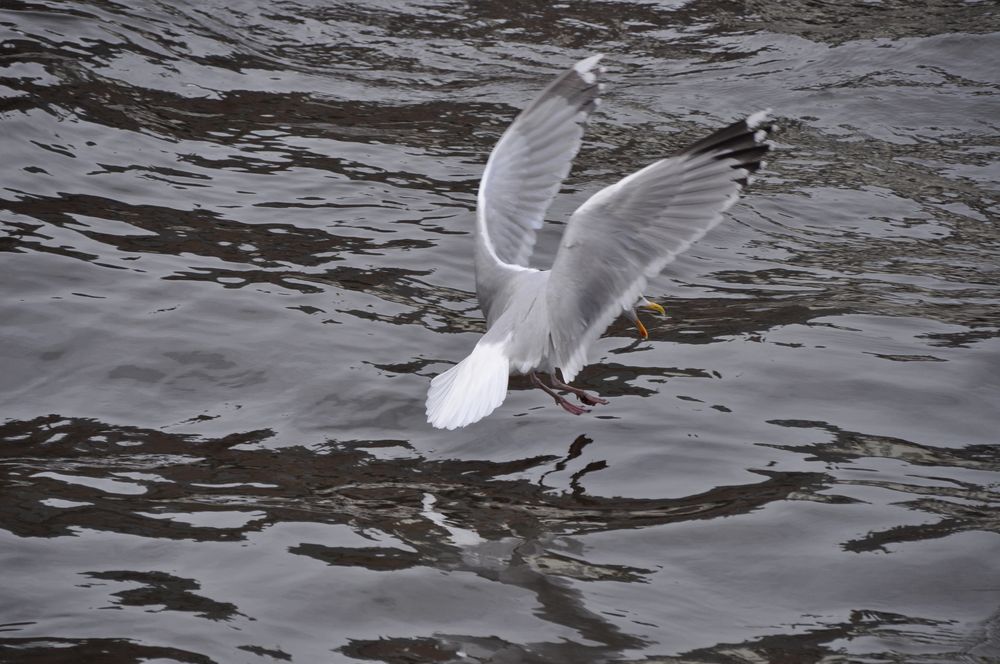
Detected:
[
  {"left": 0, "top": 637, "right": 216, "bottom": 664},
  {"left": 745, "top": 0, "right": 1000, "bottom": 44},
  {"left": 0, "top": 414, "right": 828, "bottom": 542},
  {"left": 82, "top": 569, "right": 244, "bottom": 622}
]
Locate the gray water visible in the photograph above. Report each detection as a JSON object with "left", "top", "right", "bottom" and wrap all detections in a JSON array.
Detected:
[{"left": 2, "top": 1, "right": 999, "bottom": 662}]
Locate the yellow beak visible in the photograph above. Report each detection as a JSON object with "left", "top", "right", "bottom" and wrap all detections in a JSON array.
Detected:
[{"left": 641, "top": 301, "right": 666, "bottom": 316}]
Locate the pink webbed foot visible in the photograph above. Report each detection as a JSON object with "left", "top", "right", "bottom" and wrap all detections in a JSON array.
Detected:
[
  {"left": 530, "top": 372, "right": 593, "bottom": 416},
  {"left": 549, "top": 374, "right": 608, "bottom": 406},
  {"left": 575, "top": 391, "right": 608, "bottom": 407},
  {"left": 556, "top": 397, "right": 590, "bottom": 416}
]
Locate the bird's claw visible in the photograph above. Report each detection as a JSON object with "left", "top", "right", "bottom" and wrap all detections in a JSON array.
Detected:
[
  {"left": 576, "top": 392, "right": 609, "bottom": 406},
  {"left": 557, "top": 398, "right": 590, "bottom": 416}
]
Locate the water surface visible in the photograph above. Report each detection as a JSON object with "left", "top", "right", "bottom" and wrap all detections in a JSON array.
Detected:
[{"left": 2, "top": 0, "right": 999, "bottom": 662}]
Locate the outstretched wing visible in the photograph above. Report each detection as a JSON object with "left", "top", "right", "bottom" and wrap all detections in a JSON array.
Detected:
[
  {"left": 546, "top": 111, "right": 774, "bottom": 382},
  {"left": 475, "top": 55, "right": 604, "bottom": 318}
]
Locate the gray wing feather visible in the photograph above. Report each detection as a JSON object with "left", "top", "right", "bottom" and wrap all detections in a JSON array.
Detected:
[
  {"left": 475, "top": 56, "right": 604, "bottom": 318},
  {"left": 547, "top": 112, "right": 773, "bottom": 381}
]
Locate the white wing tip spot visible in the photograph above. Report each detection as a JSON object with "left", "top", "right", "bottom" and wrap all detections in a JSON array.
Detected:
[
  {"left": 574, "top": 54, "right": 604, "bottom": 84},
  {"left": 747, "top": 108, "right": 772, "bottom": 129}
]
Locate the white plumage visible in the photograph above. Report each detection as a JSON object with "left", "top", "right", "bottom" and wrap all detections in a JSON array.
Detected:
[
  {"left": 426, "top": 336, "right": 510, "bottom": 431},
  {"left": 427, "top": 55, "right": 773, "bottom": 429}
]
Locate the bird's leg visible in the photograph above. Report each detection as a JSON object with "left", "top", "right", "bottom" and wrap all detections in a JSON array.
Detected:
[
  {"left": 530, "top": 372, "right": 589, "bottom": 416},
  {"left": 549, "top": 373, "right": 609, "bottom": 406}
]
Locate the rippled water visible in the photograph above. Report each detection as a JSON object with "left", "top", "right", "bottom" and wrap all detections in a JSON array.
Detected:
[{"left": 2, "top": 1, "right": 999, "bottom": 662}]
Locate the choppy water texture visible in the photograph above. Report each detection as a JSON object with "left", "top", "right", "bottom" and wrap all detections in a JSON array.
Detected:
[{"left": 2, "top": 1, "right": 999, "bottom": 662}]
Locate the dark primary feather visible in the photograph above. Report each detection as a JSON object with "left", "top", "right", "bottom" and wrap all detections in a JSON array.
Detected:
[{"left": 680, "top": 116, "right": 773, "bottom": 183}]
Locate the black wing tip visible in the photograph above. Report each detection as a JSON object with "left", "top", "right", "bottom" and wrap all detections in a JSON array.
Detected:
[{"left": 680, "top": 109, "right": 775, "bottom": 186}]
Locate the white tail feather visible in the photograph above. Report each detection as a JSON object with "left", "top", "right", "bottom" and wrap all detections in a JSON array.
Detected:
[{"left": 426, "top": 339, "right": 510, "bottom": 430}]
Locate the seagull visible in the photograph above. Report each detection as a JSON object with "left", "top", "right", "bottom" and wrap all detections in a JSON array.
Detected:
[{"left": 426, "top": 55, "right": 772, "bottom": 430}]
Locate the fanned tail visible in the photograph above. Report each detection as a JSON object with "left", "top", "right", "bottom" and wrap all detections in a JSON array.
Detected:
[{"left": 426, "top": 338, "right": 510, "bottom": 430}]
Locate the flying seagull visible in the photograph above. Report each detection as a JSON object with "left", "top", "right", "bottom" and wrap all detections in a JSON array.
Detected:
[{"left": 426, "top": 55, "right": 772, "bottom": 430}]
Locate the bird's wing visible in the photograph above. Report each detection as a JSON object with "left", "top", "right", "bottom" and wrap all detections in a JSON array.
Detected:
[
  {"left": 475, "top": 55, "right": 604, "bottom": 306},
  {"left": 546, "top": 111, "right": 773, "bottom": 382}
]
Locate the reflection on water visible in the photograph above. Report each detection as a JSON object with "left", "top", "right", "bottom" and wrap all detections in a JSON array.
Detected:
[
  {"left": 2, "top": 0, "right": 999, "bottom": 662},
  {"left": 3, "top": 414, "right": 996, "bottom": 661}
]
